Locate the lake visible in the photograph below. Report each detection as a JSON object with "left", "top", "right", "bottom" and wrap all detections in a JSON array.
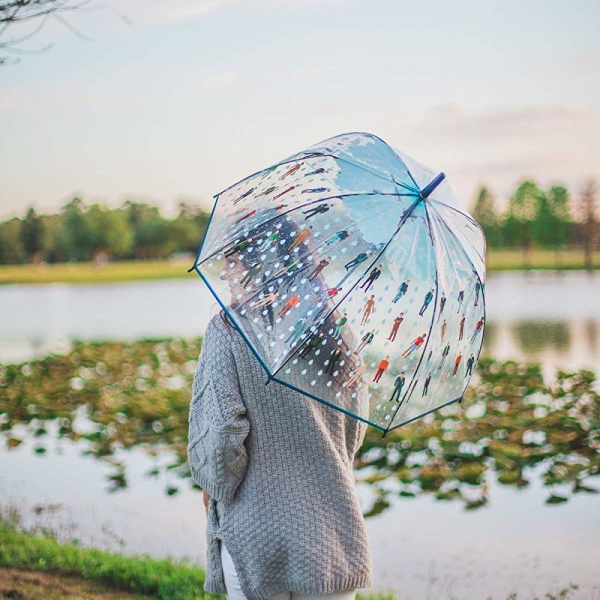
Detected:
[{"left": 1, "top": 271, "right": 599, "bottom": 600}]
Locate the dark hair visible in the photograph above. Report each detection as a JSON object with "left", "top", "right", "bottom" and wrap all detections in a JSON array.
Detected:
[
  {"left": 213, "top": 202, "right": 363, "bottom": 397},
  {"left": 220, "top": 308, "right": 233, "bottom": 328}
]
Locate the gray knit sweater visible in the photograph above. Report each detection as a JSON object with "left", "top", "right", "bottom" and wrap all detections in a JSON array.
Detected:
[{"left": 187, "top": 312, "right": 372, "bottom": 600}]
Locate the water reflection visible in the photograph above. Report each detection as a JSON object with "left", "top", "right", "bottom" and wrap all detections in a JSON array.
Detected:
[
  {"left": 481, "top": 319, "right": 600, "bottom": 376},
  {"left": 511, "top": 322, "right": 571, "bottom": 354},
  {"left": 1, "top": 339, "right": 598, "bottom": 518}
]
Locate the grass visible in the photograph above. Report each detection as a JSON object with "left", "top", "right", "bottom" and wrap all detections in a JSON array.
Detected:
[
  {"left": 0, "top": 504, "right": 402, "bottom": 600},
  {"left": 0, "top": 260, "right": 191, "bottom": 285},
  {"left": 0, "top": 249, "right": 599, "bottom": 285},
  {"left": 0, "top": 506, "right": 209, "bottom": 600},
  {"left": 486, "top": 248, "right": 600, "bottom": 271},
  {"left": 0, "top": 504, "right": 582, "bottom": 600}
]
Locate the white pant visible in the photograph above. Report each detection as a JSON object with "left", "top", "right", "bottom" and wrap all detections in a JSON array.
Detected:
[{"left": 221, "top": 542, "right": 357, "bottom": 600}]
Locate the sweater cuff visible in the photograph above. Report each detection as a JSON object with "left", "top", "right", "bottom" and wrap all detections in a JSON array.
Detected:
[{"left": 193, "top": 471, "right": 239, "bottom": 504}]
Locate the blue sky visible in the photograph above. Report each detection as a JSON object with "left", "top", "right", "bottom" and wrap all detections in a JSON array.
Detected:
[{"left": 1, "top": 0, "right": 598, "bottom": 218}]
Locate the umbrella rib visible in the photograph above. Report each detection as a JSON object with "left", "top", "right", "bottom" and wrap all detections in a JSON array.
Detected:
[
  {"left": 233, "top": 195, "right": 416, "bottom": 352},
  {"left": 266, "top": 374, "right": 386, "bottom": 431},
  {"left": 403, "top": 167, "right": 421, "bottom": 193},
  {"left": 213, "top": 153, "right": 329, "bottom": 198},
  {"left": 193, "top": 266, "right": 276, "bottom": 379},
  {"left": 389, "top": 208, "right": 487, "bottom": 432},
  {"left": 330, "top": 154, "right": 418, "bottom": 194},
  {"left": 384, "top": 201, "right": 439, "bottom": 434},
  {"left": 384, "top": 395, "right": 464, "bottom": 433},
  {"left": 195, "top": 191, "right": 417, "bottom": 268},
  {"left": 428, "top": 199, "right": 487, "bottom": 269},
  {"left": 188, "top": 191, "right": 221, "bottom": 272},
  {"left": 267, "top": 197, "right": 423, "bottom": 382},
  {"left": 213, "top": 150, "right": 417, "bottom": 200},
  {"left": 430, "top": 207, "right": 488, "bottom": 373},
  {"left": 429, "top": 202, "right": 485, "bottom": 286},
  {"left": 429, "top": 198, "right": 484, "bottom": 231}
]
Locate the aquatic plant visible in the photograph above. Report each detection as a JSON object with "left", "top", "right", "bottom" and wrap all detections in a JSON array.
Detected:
[{"left": 1, "top": 341, "right": 598, "bottom": 515}]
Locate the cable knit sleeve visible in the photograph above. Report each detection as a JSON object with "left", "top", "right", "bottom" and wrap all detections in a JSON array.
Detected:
[{"left": 188, "top": 316, "right": 250, "bottom": 503}]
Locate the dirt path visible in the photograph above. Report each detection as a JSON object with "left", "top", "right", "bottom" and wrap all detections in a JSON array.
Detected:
[{"left": 0, "top": 568, "right": 156, "bottom": 600}]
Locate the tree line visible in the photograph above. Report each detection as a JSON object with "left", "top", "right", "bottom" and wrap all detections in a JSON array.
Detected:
[
  {"left": 0, "top": 178, "right": 598, "bottom": 266},
  {"left": 0, "top": 198, "right": 210, "bottom": 264},
  {"left": 473, "top": 179, "right": 598, "bottom": 265}
]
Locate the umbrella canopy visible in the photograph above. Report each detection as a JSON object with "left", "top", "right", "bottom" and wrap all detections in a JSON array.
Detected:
[{"left": 191, "top": 132, "right": 486, "bottom": 434}]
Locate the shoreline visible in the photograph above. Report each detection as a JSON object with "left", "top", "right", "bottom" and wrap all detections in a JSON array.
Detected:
[{"left": 0, "top": 251, "right": 599, "bottom": 286}]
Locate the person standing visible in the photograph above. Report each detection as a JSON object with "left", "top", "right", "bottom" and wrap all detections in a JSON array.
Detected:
[
  {"left": 308, "top": 257, "right": 331, "bottom": 282},
  {"left": 278, "top": 295, "right": 300, "bottom": 318},
  {"left": 373, "top": 356, "right": 390, "bottom": 383},
  {"left": 402, "top": 334, "right": 427, "bottom": 358},
  {"left": 326, "top": 287, "right": 342, "bottom": 298},
  {"left": 470, "top": 319, "right": 484, "bottom": 344},
  {"left": 251, "top": 292, "right": 278, "bottom": 309},
  {"left": 259, "top": 230, "right": 281, "bottom": 253},
  {"left": 355, "top": 330, "right": 375, "bottom": 354},
  {"left": 284, "top": 317, "right": 306, "bottom": 345},
  {"left": 303, "top": 202, "right": 334, "bottom": 220},
  {"left": 453, "top": 352, "right": 463, "bottom": 376},
  {"left": 361, "top": 295, "right": 376, "bottom": 326},
  {"left": 440, "top": 319, "right": 447, "bottom": 340},
  {"left": 344, "top": 363, "right": 367, "bottom": 388},
  {"left": 392, "top": 280, "right": 410, "bottom": 303},
  {"left": 225, "top": 237, "right": 253, "bottom": 258},
  {"left": 438, "top": 343, "right": 450, "bottom": 369},
  {"left": 299, "top": 331, "right": 324, "bottom": 358},
  {"left": 458, "top": 315, "right": 466, "bottom": 341},
  {"left": 389, "top": 372, "right": 406, "bottom": 402},
  {"left": 188, "top": 313, "right": 372, "bottom": 600},
  {"left": 288, "top": 226, "right": 312, "bottom": 252},
  {"left": 465, "top": 354, "right": 475, "bottom": 377},
  {"left": 437, "top": 293, "right": 446, "bottom": 322},
  {"left": 422, "top": 373, "right": 432, "bottom": 396},
  {"left": 359, "top": 264, "right": 382, "bottom": 293},
  {"left": 419, "top": 289, "right": 435, "bottom": 316},
  {"left": 325, "top": 348, "right": 343, "bottom": 375},
  {"left": 456, "top": 290, "right": 465, "bottom": 313},
  {"left": 387, "top": 314, "right": 404, "bottom": 342},
  {"left": 474, "top": 281, "right": 482, "bottom": 307},
  {"left": 325, "top": 230, "right": 352, "bottom": 245},
  {"left": 333, "top": 313, "right": 348, "bottom": 338},
  {"left": 240, "top": 262, "right": 263, "bottom": 287},
  {"left": 344, "top": 252, "right": 370, "bottom": 271}
]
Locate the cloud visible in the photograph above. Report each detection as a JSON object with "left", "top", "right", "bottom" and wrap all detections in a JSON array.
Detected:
[{"left": 416, "top": 104, "right": 591, "bottom": 142}]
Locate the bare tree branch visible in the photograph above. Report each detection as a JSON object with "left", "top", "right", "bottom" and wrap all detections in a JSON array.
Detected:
[{"left": 0, "top": 0, "right": 114, "bottom": 65}]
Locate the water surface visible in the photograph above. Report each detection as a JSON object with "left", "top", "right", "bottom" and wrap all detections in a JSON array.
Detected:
[{"left": 1, "top": 271, "right": 599, "bottom": 599}]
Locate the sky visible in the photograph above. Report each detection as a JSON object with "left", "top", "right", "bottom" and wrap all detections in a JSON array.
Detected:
[{"left": 0, "top": 0, "right": 598, "bottom": 219}]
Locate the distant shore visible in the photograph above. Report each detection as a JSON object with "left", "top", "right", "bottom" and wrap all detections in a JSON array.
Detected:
[{"left": 0, "top": 249, "right": 599, "bottom": 285}]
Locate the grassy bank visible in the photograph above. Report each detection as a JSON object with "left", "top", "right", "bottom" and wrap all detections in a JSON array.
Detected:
[
  {"left": 0, "top": 506, "right": 581, "bottom": 600},
  {"left": 0, "top": 249, "right": 599, "bottom": 285},
  {"left": 0, "top": 260, "right": 190, "bottom": 285},
  {"left": 0, "top": 508, "right": 400, "bottom": 600},
  {"left": 0, "top": 509, "right": 208, "bottom": 600},
  {"left": 486, "top": 248, "right": 600, "bottom": 271}
]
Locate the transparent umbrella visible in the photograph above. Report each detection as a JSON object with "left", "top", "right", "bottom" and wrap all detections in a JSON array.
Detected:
[{"left": 190, "top": 132, "right": 486, "bottom": 435}]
